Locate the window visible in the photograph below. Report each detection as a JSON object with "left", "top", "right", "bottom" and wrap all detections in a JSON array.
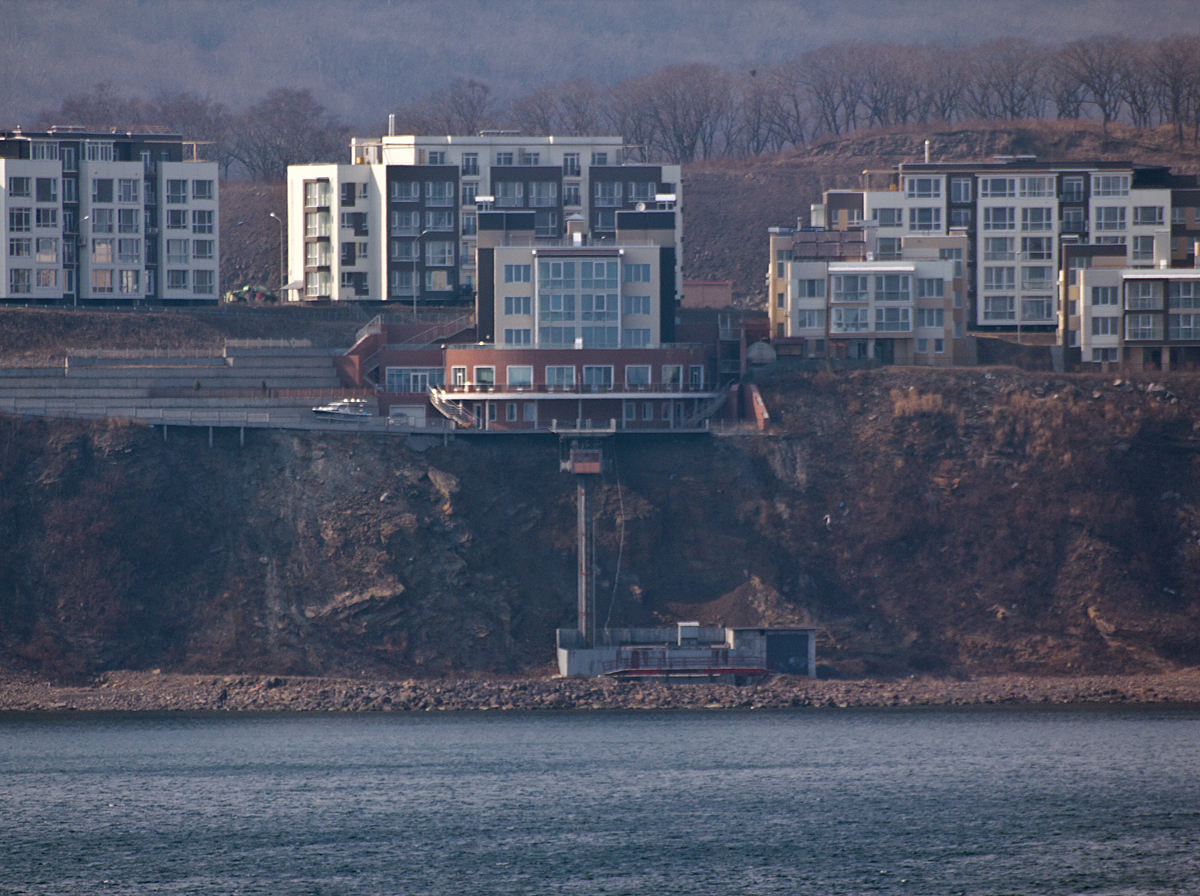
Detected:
[
  {"left": 626, "top": 365, "right": 651, "bottom": 386},
  {"left": 1134, "top": 206, "right": 1163, "bottom": 226},
  {"left": 563, "top": 183, "right": 581, "bottom": 207},
  {"left": 1126, "top": 281, "right": 1162, "bottom": 310},
  {"left": 1022, "top": 297, "right": 1053, "bottom": 321},
  {"left": 984, "top": 266, "right": 1015, "bottom": 291},
  {"left": 424, "top": 210, "right": 454, "bottom": 231},
  {"left": 1092, "top": 286, "right": 1118, "bottom": 306},
  {"left": 340, "top": 212, "right": 368, "bottom": 235},
  {"left": 909, "top": 207, "right": 941, "bottom": 232},
  {"left": 529, "top": 182, "right": 557, "bottom": 207},
  {"left": 689, "top": 365, "right": 705, "bottom": 389},
  {"left": 504, "top": 264, "right": 532, "bottom": 283},
  {"left": 391, "top": 181, "right": 420, "bottom": 202},
  {"left": 832, "top": 275, "right": 868, "bottom": 302},
  {"left": 91, "top": 239, "right": 114, "bottom": 263},
  {"left": 798, "top": 309, "right": 825, "bottom": 329},
  {"left": 389, "top": 270, "right": 414, "bottom": 295},
  {"left": 623, "top": 328, "right": 651, "bottom": 347},
  {"left": 1021, "top": 207, "right": 1053, "bottom": 231},
  {"left": 1169, "top": 313, "right": 1200, "bottom": 340},
  {"left": 591, "top": 152, "right": 608, "bottom": 166},
  {"left": 9, "top": 237, "right": 31, "bottom": 257},
  {"left": 905, "top": 177, "right": 940, "bottom": 198},
  {"left": 1021, "top": 237, "right": 1052, "bottom": 260},
  {"left": 385, "top": 367, "right": 444, "bottom": 393},
  {"left": 166, "top": 179, "right": 188, "bottom": 204},
  {"left": 917, "top": 337, "right": 928, "bottom": 354},
  {"left": 594, "top": 181, "right": 621, "bottom": 207},
  {"left": 950, "top": 208, "right": 971, "bottom": 229},
  {"left": 1018, "top": 176, "right": 1054, "bottom": 198},
  {"left": 1094, "top": 235, "right": 1126, "bottom": 246},
  {"left": 9, "top": 208, "right": 31, "bottom": 233},
  {"left": 304, "top": 271, "right": 331, "bottom": 297},
  {"left": 36, "top": 268, "right": 59, "bottom": 289},
  {"left": 984, "top": 296, "right": 1015, "bottom": 320},
  {"left": 876, "top": 237, "right": 901, "bottom": 260},
  {"left": 8, "top": 176, "right": 31, "bottom": 197},
  {"left": 628, "top": 181, "right": 655, "bottom": 202},
  {"left": 31, "top": 140, "right": 59, "bottom": 161},
  {"left": 9, "top": 269, "right": 32, "bottom": 294},
  {"left": 1091, "top": 316, "right": 1120, "bottom": 336},
  {"left": 1062, "top": 206, "right": 1086, "bottom": 232},
  {"left": 110, "top": 178, "right": 137, "bottom": 204},
  {"left": 983, "top": 237, "right": 1014, "bottom": 261},
  {"left": 1125, "top": 313, "right": 1161, "bottom": 341},
  {"left": 875, "top": 306, "right": 911, "bottom": 332},
  {"left": 425, "top": 181, "right": 454, "bottom": 207},
  {"left": 581, "top": 292, "right": 618, "bottom": 321},
  {"left": 424, "top": 269, "right": 451, "bottom": 291},
  {"left": 461, "top": 241, "right": 475, "bottom": 266},
  {"left": 875, "top": 274, "right": 911, "bottom": 301},
  {"left": 983, "top": 207, "right": 1015, "bottom": 230},
  {"left": 546, "top": 365, "right": 576, "bottom": 389},
  {"left": 458, "top": 213, "right": 476, "bottom": 238},
  {"left": 167, "top": 209, "right": 188, "bottom": 229},
  {"left": 504, "top": 295, "right": 532, "bottom": 315},
  {"left": 460, "top": 183, "right": 478, "bottom": 208},
  {"left": 1061, "top": 176, "right": 1085, "bottom": 202},
  {"left": 873, "top": 208, "right": 902, "bottom": 227},
  {"left": 979, "top": 177, "right": 1015, "bottom": 198},
  {"left": 624, "top": 263, "right": 651, "bottom": 283},
  {"left": 500, "top": 368, "right": 533, "bottom": 393},
  {"left": 583, "top": 366, "right": 613, "bottom": 390},
  {"left": 1092, "top": 174, "right": 1130, "bottom": 197},
  {"left": 495, "top": 181, "right": 524, "bottom": 207},
  {"left": 1095, "top": 207, "right": 1126, "bottom": 231},
  {"left": 92, "top": 269, "right": 114, "bottom": 293},
  {"left": 391, "top": 210, "right": 420, "bottom": 235},
  {"left": 562, "top": 153, "right": 581, "bottom": 177},
  {"left": 623, "top": 294, "right": 651, "bottom": 315},
  {"left": 1022, "top": 266, "right": 1053, "bottom": 290},
  {"left": 35, "top": 238, "right": 58, "bottom": 263},
  {"left": 1169, "top": 281, "right": 1200, "bottom": 309},
  {"left": 167, "top": 239, "right": 189, "bottom": 264},
  {"left": 35, "top": 178, "right": 58, "bottom": 203},
  {"left": 424, "top": 240, "right": 454, "bottom": 266},
  {"left": 85, "top": 141, "right": 113, "bottom": 162},
  {"left": 503, "top": 328, "right": 531, "bottom": 345},
  {"left": 832, "top": 307, "right": 869, "bottom": 332},
  {"left": 950, "top": 178, "right": 972, "bottom": 203},
  {"left": 460, "top": 153, "right": 479, "bottom": 176},
  {"left": 117, "top": 239, "right": 140, "bottom": 263},
  {"left": 1092, "top": 348, "right": 1119, "bottom": 362},
  {"left": 581, "top": 325, "right": 618, "bottom": 347},
  {"left": 193, "top": 270, "right": 214, "bottom": 295},
  {"left": 495, "top": 151, "right": 514, "bottom": 166},
  {"left": 595, "top": 210, "right": 615, "bottom": 230},
  {"left": 90, "top": 208, "right": 112, "bottom": 233},
  {"left": 798, "top": 279, "right": 826, "bottom": 299},
  {"left": 916, "top": 308, "right": 945, "bottom": 328},
  {"left": 1132, "top": 235, "right": 1156, "bottom": 262},
  {"left": 1172, "top": 206, "right": 1186, "bottom": 225},
  {"left": 113, "top": 208, "right": 139, "bottom": 234},
  {"left": 61, "top": 146, "right": 76, "bottom": 171},
  {"left": 916, "top": 278, "right": 943, "bottom": 299},
  {"left": 35, "top": 208, "right": 57, "bottom": 228}
]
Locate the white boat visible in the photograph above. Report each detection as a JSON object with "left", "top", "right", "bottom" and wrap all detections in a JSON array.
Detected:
[{"left": 312, "top": 398, "right": 373, "bottom": 419}]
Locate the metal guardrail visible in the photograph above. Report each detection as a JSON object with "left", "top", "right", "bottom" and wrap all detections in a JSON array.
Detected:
[
  {"left": 224, "top": 338, "right": 315, "bottom": 350},
  {"left": 66, "top": 347, "right": 223, "bottom": 359}
]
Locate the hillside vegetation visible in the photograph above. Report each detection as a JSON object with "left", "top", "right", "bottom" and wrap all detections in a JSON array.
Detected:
[{"left": 2, "top": 364, "right": 1197, "bottom": 681}]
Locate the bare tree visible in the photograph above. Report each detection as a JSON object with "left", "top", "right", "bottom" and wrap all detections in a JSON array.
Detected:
[
  {"left": 1046, "top": 54, "right": 1087, "bottom": 119},
  {"left": 433, "top": 78, "right": 498, "bottom": 135},
  {"left": 1118, "top": 40, "right": 1159, "bottom": 129},
  {"left": 767, "top": 59, "right": 810, "bottom": 147},
  {"left": 153, "top": 92, "right": 234, "bottom": 176},
  {"left": 559, "top": 78, "right": 602, "bottom": 136},
  {"left": 1061, "top": 36, "right": 1128, "bottom": 130},
  {"left": 231, "top": 88, "right": 348, "bottom": 181},
  {"left": 602, "top": 77, "right": 659, "bottom": 161},
  {"left": 642, "top": 64, "right": 731, "bottom": 162},
  {"left": 508, "top": 86, "right": 560, "bottom": 136},
  {"left": 924, "top": 46, "right": 968, "bottom": 123},
  {"left": 40, "top": 82, "right": 156, "bottom": 130},
  {"left": 800, "top": 44, "right": 862, "bottom": 136},
  {"left": 1152, "top": 35, "right": 1200, "bottom": 143}
]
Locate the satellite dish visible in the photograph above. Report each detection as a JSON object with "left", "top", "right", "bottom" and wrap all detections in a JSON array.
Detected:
[{"left": 635, "top": 202, "right": 646, "bottom": 211}]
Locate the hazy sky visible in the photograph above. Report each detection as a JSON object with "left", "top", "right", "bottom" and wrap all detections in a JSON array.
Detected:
[{"left": 2, "top": 0, "right": 1198, "bottom": 129}]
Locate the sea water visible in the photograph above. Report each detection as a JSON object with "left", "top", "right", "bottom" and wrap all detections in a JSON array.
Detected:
[{"left": 1, "top": 706, "right": 1198, "bottom": 895}]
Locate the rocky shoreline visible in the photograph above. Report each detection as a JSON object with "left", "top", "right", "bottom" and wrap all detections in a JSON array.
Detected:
[{"left": 2, "top": 669, "right": 1200, "bottom": 713}]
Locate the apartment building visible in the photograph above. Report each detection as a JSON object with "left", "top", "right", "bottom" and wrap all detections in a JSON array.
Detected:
[
  {"left": 1, "top": 127, "right": 219, "bottom": 305},
  {"left": 285, "top": 132, "right": 681, "bottom": 305},
  {"left": 798, "top": 158, "right": 1199, "bottom": 333},
  {"left": 766, "top": 223, "right": 971, "bottom": 366}
]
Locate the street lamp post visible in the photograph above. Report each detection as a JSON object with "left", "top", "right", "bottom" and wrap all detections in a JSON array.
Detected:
[
  {"left": 413, "top": 229, "right": 432, "bottom": 321},
  {"left": 76, "top": 215, "right": 90, "bottom": 309},
  {"left": 268, "top": 212, "right": 285, "bottom": 301}
]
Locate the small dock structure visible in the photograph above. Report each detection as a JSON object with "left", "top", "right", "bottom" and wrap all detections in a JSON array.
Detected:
[{"left": 556, "top": 622, "right": 817, "bottom": 681}]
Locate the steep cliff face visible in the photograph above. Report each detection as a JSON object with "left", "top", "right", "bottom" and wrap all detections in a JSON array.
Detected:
[{"left": 2, "top": 366, "right": 1199, "bottom": 680}]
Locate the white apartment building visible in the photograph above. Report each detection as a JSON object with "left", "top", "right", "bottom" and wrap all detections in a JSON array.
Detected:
[
  {"left": 1, "top": 128, "right": 218, "bottom": 304},
  {"left": 285, "top": 133, "right": 681, "bottom": 305},
  {"left": 806, "top": 159, "right": 1187, "bottom": 332}
]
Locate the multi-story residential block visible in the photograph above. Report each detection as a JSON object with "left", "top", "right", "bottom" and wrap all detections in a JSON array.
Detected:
[
  {"left": 333, "top": 196, "right": 737, "bottom": 431},
  {"left": 796, "top": 157, "right": 1199, "bottom": 335},
  {"left": 285, "top": 132, "right": 681, "bottom": 305},
  {"left": 766, "top": 220, "right": 971, "bottom": 366},
  {"left": 1, "top": 127, "right": 219, "bottom": 304}
]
